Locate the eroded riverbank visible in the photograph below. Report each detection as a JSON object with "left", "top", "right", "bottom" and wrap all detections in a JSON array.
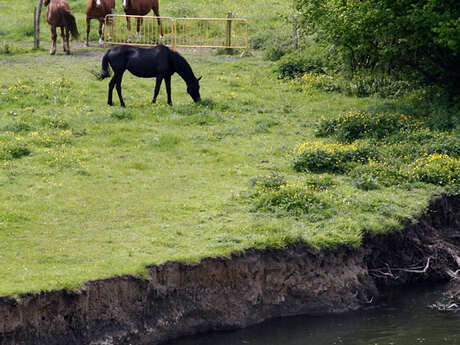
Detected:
[{"left": 0, "top": 194, "right": 459, "bottom": 345}]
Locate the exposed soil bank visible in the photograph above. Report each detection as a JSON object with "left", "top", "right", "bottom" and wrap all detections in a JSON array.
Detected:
[{"left": 0, "top": 194, "right": 459, "bottom": 345}]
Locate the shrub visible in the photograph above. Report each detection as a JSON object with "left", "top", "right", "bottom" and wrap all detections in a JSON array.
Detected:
[
  {"left": 342, "top": 74, "right": 412, "bottom": 98},
  {"left": 276, "top": 54, "right": 326, "bottom": 79},
  {"left": 405, "top": 154, "right": 460, "bottom": 186},
  {"left": 290, "top": 72, "right": 342, "bottom": 94},
  {"left": 292, "top": 141, "right": 378, "bottom": 173},
  {"left": 349, "top": 161, "right": 407, "bottom": 190},
  {"left": 315, "top": 110, "right": 421, "bottom": 143}
]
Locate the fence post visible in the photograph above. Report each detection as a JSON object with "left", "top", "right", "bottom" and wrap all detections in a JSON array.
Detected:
[
  {"left": 226, "top": 11, "right": 232, "bottom": 48},
  {"left": 291, "top": 15, "right": 298, "bottom": 50},
  {"left": 34, "top": 0, "right": 43, "bottom": 49}
]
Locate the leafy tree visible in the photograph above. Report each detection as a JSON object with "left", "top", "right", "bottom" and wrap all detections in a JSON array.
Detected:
[{"left": 295, "top": 0, "right": 460, "bottom": 94}]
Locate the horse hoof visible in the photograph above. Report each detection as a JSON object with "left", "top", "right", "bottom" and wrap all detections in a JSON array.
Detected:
[{"left": 50, "top": 50, "right": 56, "bottom": 55}]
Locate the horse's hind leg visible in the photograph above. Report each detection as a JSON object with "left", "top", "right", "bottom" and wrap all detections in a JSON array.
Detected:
[
  {"left": 152, "top": 76, "right": 163, "bottom": 104},
  {"left": 108, "top": 75, "right": 117, "bottom": 106},
  {"left": 61, "top": 27, "right": 69, "bottom": 54},
  {"left": 152, "top": 3, "right": 162, "bottom": 37},
  {"left": 108, "top": 72, "right": 126, "bottom": 107},
  {"left": 50, "top": 25, "right": 57, "bottom": 55},
  {"left": 85, "top": 17, "right": 91, "bottom": 47},
  {"left": 115, "top": 74, "right": 126, "bottom": 107}
]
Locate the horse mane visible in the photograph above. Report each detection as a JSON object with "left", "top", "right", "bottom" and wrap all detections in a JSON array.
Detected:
[{"left": 170, "top": 48, "right": 196, "bottom": 84}]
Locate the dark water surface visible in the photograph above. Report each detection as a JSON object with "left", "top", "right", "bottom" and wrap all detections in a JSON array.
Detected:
[{"left": 165, "top": 284, "right": 459, "bottom": 345}]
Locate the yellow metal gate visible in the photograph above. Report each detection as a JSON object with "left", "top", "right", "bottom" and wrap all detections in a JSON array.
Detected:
[{"left": 104, "top": 14, "right": 248, "bottom": 50}]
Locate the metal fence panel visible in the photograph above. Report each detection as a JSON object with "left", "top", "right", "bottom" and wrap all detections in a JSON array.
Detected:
[
  {"left": 104, "top": 15, "right": 248, "bottom": 50},
  {"left": 104, "top": 14, "right": 175, "bottom": 47}
]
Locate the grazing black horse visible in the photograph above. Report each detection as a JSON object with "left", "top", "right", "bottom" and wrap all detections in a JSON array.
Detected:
[{"left": 98, "top": 45, "right": 201, "bottom": 107}]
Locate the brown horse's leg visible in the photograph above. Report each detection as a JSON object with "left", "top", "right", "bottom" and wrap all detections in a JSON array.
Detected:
[
  {"left": 50, "top": 25, "right": 57, "bottom": 55},
  {"left": 60, "top": 27, "right": 65, "bottom": 52},
  {"left": 136, "top": 17, "right": 143, "bottom": 42},
  {"left": 152, "top": 2, "right": 162, "bottom": 37},
  {"left": 85, "top": 17, "right": 91, "bottom": 47},
  {"left": 126, "top": 17, "right": 132, "bottom": 42},
  {"left": 98, "top": 19, "right": 104, "bottom": 46},
  {"left": 65, "top": 26, "right": 71, "bottom": 54}
]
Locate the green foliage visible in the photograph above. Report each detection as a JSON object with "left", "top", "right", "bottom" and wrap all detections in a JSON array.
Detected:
[
  {"left": 276, "top": 53, "right": 326, "bottom": 79},
  {"left": 342, "top": 74, "right": 412, "bottom": 98},
  {"left": 292, "top": 141, "right": 378, "bottom": 173},
  {"left": 295, "top": 0, "right": 460, "bottom": 94},
  {"left": 349, "top": 161, "right": 406, "bottom": 190},
  {"left": 405, "top": 154, "right": 460, "bottom": 186},
  {"left": 315, "top": 110, "right": 421, "bottom": 143}
]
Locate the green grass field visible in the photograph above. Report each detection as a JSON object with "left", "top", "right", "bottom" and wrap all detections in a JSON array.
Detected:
[{"left": 0, "top": 0, "right": 458, "bottom": 296}]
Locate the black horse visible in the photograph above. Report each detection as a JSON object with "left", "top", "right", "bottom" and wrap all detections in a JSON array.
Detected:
[{"left": 98, "top": 45, "right": 201, "bottom": 107}]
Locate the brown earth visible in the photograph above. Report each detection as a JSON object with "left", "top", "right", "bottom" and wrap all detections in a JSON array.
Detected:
[{"left": 0, "top": 194, "right": 459, "bottom": 345}]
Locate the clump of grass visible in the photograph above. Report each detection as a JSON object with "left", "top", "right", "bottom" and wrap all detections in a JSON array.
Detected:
[
  {"left": 249, "top": 172, "right": 286, "bottom": 190},
  {"left": 1, "top": 142, "right": 31, "bottom": 159},
  {"left": 111, "top": 109, "right": 133, "bottom": 120},
  {"left": 251, "top": 183, "right": 327, "bottom": 216}
]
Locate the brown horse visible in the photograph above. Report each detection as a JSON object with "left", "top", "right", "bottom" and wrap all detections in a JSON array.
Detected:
[
  {"left": 122, "top": 0, "right": 162, "bottom": 42},
  {"left": 44, "top": 0, "right": 79, "bottom": 55},
  {"left": 85, "top": 0, "right": 115, "bottom": 47}
]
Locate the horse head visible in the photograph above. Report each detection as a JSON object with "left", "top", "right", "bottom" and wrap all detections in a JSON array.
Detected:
[
  {"left": 95, "top": 0, "right": 102, "bottom": 8},
  {"left": 187, "top": 76, "right": 202, "bottom": 103},
  {"left": 122, "top": 0, "right": 129, "bottom": 10}
]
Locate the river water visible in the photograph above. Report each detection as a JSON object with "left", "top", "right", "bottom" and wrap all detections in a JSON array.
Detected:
[{"left": 165, "top": 284, "right": 459, "bottom": 345}]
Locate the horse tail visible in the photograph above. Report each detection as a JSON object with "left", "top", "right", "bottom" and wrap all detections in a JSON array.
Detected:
[
  {"left": 66, "top": 12, "right": 80, "bottom": 40},
  {"left": 99, "top": 50, "right": 112, "bottom": 80}
]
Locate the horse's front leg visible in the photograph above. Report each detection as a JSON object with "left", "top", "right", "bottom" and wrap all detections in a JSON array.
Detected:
[
  {"left": 136, "top": 17, "right": 143, "bottom": 42},
  {"left": 164, "top": 75, "right": 172, "bottom": 105},
  {"left": 50, "top": 25, "right": 57, "bottom": 55},
  {"left": 126, "top": 17, "right": 132, "bottom": 42},
  {"left": 98, "top": 19, "right": 105, "bottom": 47},
  {"left": 85, "top": 17, "right": 91, "bottom": 47},
  {"left": 152, "top": 76, "right": 163, "bottom": 104}
]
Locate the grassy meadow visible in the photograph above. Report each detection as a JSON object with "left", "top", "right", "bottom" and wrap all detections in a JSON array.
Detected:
[{"left": 0, "top": 0, "right": 459, "bottom": 296}]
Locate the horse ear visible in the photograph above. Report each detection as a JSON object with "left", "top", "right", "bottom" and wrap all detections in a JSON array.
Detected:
[{"left": 197, "top": 76, "right": 202, "bottom": 81}]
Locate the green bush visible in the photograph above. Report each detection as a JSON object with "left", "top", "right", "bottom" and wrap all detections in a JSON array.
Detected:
[
  {"left": 405, "top": 154, "right": 460, "bottom": 186},
  {"left": 342, "top": 74, "right": 412, "bottom": 98},
  {"left": 349, "top": 161, "right": 406, "bottom": 190},
  {"left": 276, "top": 53, "right": 326, "bottom": 79},
  {"left": 292, "top": 140, "right": 378, "bottom": 173},
  {"left": 315, "top": 110, "right": 421, "bottom": 143}
]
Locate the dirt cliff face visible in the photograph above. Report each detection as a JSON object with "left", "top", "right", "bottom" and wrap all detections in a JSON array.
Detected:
[{"left": 0, "top": 194, "right": 459, "bottom": 345}]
